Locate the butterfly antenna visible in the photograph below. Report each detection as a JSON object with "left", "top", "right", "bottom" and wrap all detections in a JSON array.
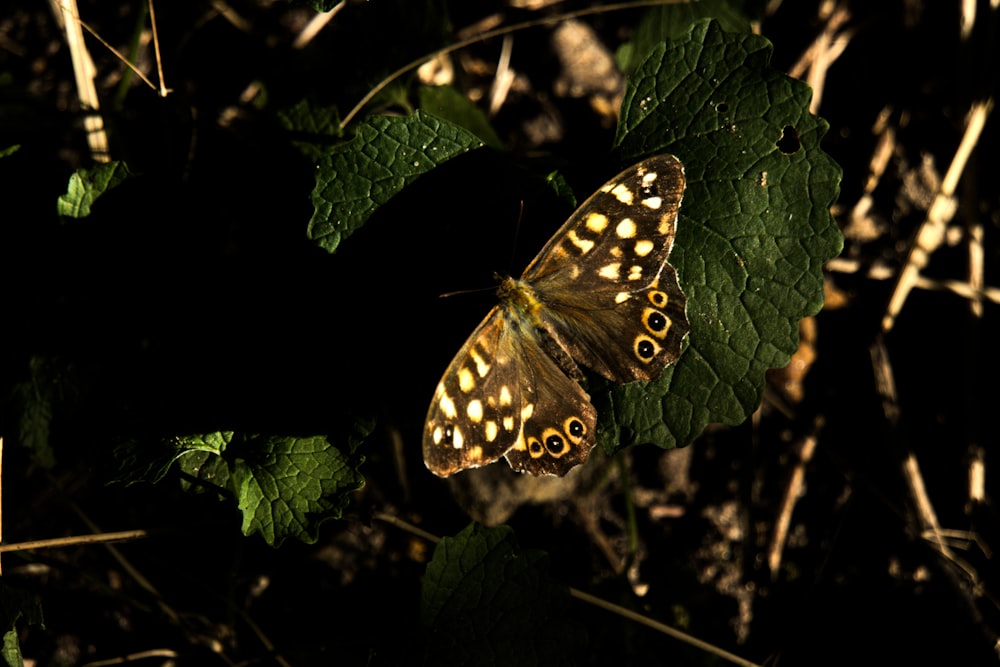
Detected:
[
  {"left": 438, "top": 285, "right": 496, "bottom": 299},
  {"left": 507, "top": 199, "right": 526, "bottom": 272}
]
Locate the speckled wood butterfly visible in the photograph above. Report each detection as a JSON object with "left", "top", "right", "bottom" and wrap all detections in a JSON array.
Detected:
[{"left": 424, "top": 155, "right": 689, "bottom": 477}]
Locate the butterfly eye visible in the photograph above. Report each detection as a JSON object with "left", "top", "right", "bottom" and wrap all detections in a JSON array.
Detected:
[
  {"left": 545, "top": 434, "right": 568, "bottom": 456},
  {"left": 635, "top": 337, "right": 659, "bottom": 361},
  {"left": 645, "top": 309, "right": 668, "bottom": 334},
  {"left": 566, "top": 418, "right": 586, "bottom": 441},
  {"left": 647, "top": 289, "right": 669, "bottom": 309}
]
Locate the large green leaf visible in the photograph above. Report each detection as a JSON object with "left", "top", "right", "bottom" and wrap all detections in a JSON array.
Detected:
[
  {"left": 592, "top": 20, "right": 842, "bottom": 453},
  {"left": 422, "top": 523, "right": 584, "bottom": 666},
  {"left": 308, "top": 110, "right": 484, "bottom": 253}
]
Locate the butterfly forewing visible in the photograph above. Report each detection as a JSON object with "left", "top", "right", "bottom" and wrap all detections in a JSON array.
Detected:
[
  {"left": 524, "top": 155, "right": 688, "bottom": 382},
  {"left": 424, "top": 155, "right": 689, "bottom": 477},
  {"left": 423, "top": 302, "right": 599, "bottom": 477},
  {"left": 423, "top": 308, "right": 522, "bottom": 476}
]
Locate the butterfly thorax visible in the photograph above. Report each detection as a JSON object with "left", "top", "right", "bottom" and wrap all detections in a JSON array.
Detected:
[
  {"left": 496, "top": 274, "right": 541, "bottom": 316},
  {"left": 496, "top": 274, "right": 585, "bottom": 382}
]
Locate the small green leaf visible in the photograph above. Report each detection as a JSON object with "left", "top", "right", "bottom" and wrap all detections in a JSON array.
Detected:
[
  {"left": 111, "top": 420, "right": 372, "bottom": 546},
  {"left": 232, "top": 431, "right": 367, "bottom": 546},
  {"left": 276, "top": 98, "right": 344, "bottom": 162},
  {"left": 418, "top": 85, "right": 503, "bottom": 149},
  {"left": 112, "top": 431, "right": 229, "bottom": 486},
  {"left": 307, "top": 110, "right": 484, "bottom": 253},
  {"left": 596, "top": 20, "right": 843, "bottom": 452},
  {"left": 618, "top": 0, "right": 752, "bottom": 73},
  {"left": 544, "top": 170, "right": 576, "bottom": 209},
  {"left": 10, "top": 356, "right": 81, "bottom": 469},
  {"left": 56, "top": 160, "right": 132, "bottom": 218},
  {"left": 422, "top": 523, "right": 584, "bottom": 666},
  {"left": 0, "top": 582, "right": 44, "bottom": 667}
]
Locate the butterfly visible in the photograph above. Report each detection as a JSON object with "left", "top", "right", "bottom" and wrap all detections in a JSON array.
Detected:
[{"left": 423, "top": 155, "right": 689, "bottom": 477}]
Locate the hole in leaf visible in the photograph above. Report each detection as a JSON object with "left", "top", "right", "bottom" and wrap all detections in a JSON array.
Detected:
[{"left": 776, "top": 125, "right": 801, "bottom": 154}]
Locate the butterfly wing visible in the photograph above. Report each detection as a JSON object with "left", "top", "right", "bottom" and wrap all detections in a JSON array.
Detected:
[
  {"left": 423, "top": 305, "right": 597, "bottom": 477},
  {"left": 520, "top": 155, "right": 689, "bottom": 382}
]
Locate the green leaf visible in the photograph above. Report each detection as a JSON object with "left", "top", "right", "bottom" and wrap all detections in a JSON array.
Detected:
[
  {"left": 418, "top": 85, "right": 503, "bottom": 149},
  {"left": 0, "top": 145, "right": 19, "bottom": 158},
  {"left": 56, "top": 160, "right": 132, "bottom": 218},
  {"left": 276, "top": 98, "right": 344, "bottom": 162},
  {"left": 544, "top": 170, "right": 577, "bottom": 209},
  {"left": 422, "top": 523, "right": 583, "bottom": 666},
  {"left": 112, "top": 431, "right": 228, "bottom": 486},
  {"left": 596, "top": 20, "right": 843, "bottom": 452},
  {"left": 232, "top": 431, "right": 367, "bottom": 546},
  {"left": 111, "top": 420, "right": 372, "bottom": 546},
  {"left": 618, "top": 0, "right": 752, "bottom": 73},
  {"left": 307, "top": 110, "right": 484, "bottom": 253},
  {"left": 0, "top": 582, "right": 44, "bottom": 667},
  {"left": 10, "top": 356, "right": 81, "bottom": 469}
]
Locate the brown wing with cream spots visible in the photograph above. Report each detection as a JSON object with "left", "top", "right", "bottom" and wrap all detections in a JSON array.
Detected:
[
  {"left": 522, "top": 155, "right": 689, "bottom": 382},
  {"left": 422, "top": 300, "right": 597, "bottom": 477}
]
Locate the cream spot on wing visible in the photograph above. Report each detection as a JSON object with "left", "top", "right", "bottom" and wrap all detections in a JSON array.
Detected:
[
  {"left": 641, "top": 196, "right": 662, "bottom": 209},
  {"left": 467, "top": 399, "right": 483, "bottom": 422},
  {"left": 521, "top": 403, "right": 534, "bottom": 421},
  {"left": 616, "top": 218, "right": 637, "bottom": 238},
  {"left": 611, "top": 183, "right": 634, "bottom": 205},
  {"left": 499, "top": 386, "right": 512, "bottom": 406},
  {"left": 440, "top": 394, "right": 457, "bottom": 419},
  {"left": 599, "top": 263, "right": 621, "bottom": 280},
  {"left": 634, "top": 239, "right": 655, "bottom": 256},
  {"left": 615, "top": 292, "right": 631, "bottom": 304},
  {"left": 503, "top": 415, "right": 515, "bottom": 431},
  {"left": 610, "top": 246, "right": 623, "bottom": 258},
  {"left": 568, "top": 264, "right": 581, "bottom": 280},
  {"left": 567, "top": 229, "right": 595, "bottom": 254},
  {"left": 458, "top": 367, "right": 475, "bottom": 392},
  {"left": 484, "top": 421, "right": 498, "bottom": 442},
  {"left": 469, "top": 349, "right": 490, "bottom": 377},
  {"left": 451, "top": 426, "right": 464, "bottom": 449},
  {"left": 431, "top": 425, "right": 443, "bottom": 445},
  {"left": 628, "top": 265, "right": 643, "bottom": 281},
  {"left": 586, "top": 212, "right": 609, "bottom": 233},
  {"left": 658, "top": 217, "right": 676, "bottom": 235},
  {"left": 642, "top": 170, "right": 658, "bottom": 186}
]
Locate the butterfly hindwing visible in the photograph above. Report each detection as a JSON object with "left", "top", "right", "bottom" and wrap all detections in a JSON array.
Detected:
[{"left": 423, "top": 155, "right": 688, "bottom": 477}]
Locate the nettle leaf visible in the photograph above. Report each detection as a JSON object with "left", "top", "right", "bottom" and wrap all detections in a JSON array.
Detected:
[
  {"left": 56, "top": 160, "right": 132, "bottom": 218},
  {"left": 594, "top": 20, "right": 843, "bottom": 452},
  {"left": 308, "top": 110, "right": 484, "bottom": 253},
  {"left": 422, "top": 523, "right": 583, "bottom": 666},
  {"left": 112, "top": 421, "right": 371, "bottom": 546},
  {"left": 231, "top": 431, "right": 366, "bottom": 546}
]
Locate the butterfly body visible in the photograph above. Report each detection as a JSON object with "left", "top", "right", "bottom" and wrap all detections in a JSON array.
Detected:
[{"left": 424, "top": 155, "right": 689, "bottom": 477}]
